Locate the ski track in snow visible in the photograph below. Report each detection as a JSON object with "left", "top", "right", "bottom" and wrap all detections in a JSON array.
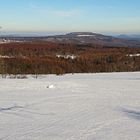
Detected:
[{"left": 0, "top": 72, "right": 140, "bottom": 140}]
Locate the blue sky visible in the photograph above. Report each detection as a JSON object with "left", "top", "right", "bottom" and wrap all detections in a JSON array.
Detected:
[{"left": 0, "top": 0, "right": 140, "bottom": 34}]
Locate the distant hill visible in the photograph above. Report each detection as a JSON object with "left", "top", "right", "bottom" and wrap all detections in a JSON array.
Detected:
[
  {"left": 1, "top": 32, "right": 140, "bottom": 48},
  {"left": 45, "top": 32, "right": 140, "bottom": 48},
  {"left": 117, "top": 34, "right": 140, "bottom": 40}
]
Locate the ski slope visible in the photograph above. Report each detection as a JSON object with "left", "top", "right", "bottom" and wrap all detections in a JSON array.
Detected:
[{"left": 0, "top": 72, "right": 140, "bottom": 140}]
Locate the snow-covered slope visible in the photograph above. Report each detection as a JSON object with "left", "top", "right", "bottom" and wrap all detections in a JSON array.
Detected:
[{"left": 0, "top": 72, "right": 140, "bottom": 140}]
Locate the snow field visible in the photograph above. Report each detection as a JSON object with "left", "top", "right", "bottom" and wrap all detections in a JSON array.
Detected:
[{"left": 0, "top": 72, "right": 140, "bottom": 140}]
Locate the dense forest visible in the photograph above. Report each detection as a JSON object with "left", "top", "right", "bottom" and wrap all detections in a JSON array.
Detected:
[{"left": 0, "top": 41, "right": 140, "bottom": 76}]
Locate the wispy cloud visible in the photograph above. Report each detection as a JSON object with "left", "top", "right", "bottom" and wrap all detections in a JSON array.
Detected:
[
  {"left": 29, "top": 4, "right": 82, "bottom": 17},
  {"left": 52, "top": 9, "right": 81, "bottom": 17}
]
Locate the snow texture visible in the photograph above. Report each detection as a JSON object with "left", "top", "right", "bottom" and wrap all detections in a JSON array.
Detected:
[{"left": 0, "top": 72, "right": 140, "bottom": 140}]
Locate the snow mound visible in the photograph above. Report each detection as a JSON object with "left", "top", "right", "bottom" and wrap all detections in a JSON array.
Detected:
[{"left": 46, "top": 84, "right": 55, "bottom": 89}]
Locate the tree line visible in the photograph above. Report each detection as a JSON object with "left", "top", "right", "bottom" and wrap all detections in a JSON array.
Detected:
[{"left": 0, "top": 41, "right": 140, "bottom": 75}]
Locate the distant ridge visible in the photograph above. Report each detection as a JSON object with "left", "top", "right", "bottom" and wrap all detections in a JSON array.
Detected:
[
  {"left": 0, "top": 32, "right": 140, "bottom": 48},
  {"left": 45, "top": 32, "right": 139, "bottom": 47},
  {"left": 117, "top": 34, "right": 140, "bottom": 40}
]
